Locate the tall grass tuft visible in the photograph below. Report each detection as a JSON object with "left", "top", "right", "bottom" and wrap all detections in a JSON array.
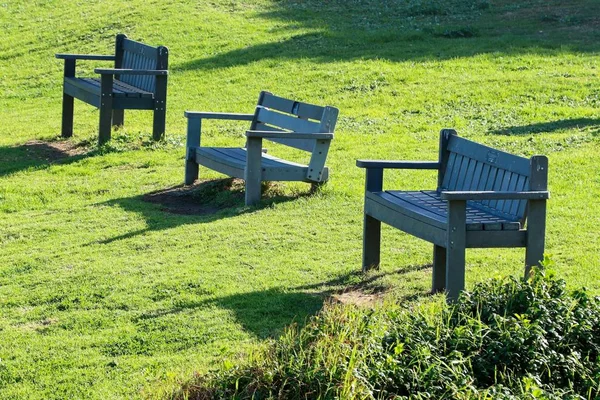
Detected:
[{"left": 178, "top": 269, "right": 600, "bottom": 399}]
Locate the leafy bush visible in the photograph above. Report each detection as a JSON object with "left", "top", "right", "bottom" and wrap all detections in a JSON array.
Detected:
[{"left": 178, "top": 269, "right": 600, "bottom": 399}]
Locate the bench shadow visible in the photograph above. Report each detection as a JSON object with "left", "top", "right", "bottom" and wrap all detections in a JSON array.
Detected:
[
  {"left": 95, "top": 178, "right": 323, "bottom": 245},
  {"left": 0, "top": 140, "right": 91, "bottom": 177},
  {"left": 135, "top": 265, "right": 430, "bottom": 339},
  {"left": 176, "top": 0, "right": 600, "bottom": 71},
  {"left": 488, "top": 118, "right": 600, "bottom": 135}
]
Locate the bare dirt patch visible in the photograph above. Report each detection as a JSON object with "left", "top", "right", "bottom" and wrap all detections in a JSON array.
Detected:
[
  {"left": 142, "top": 179, "right": 246, "bottom": 215},
  {"left": 17, "top": 318, "right": 59, "bottom": 332},
  {"left": 141, "top": 179, "right": 307, "bottom": 216},
  {"left": 330, "top": 286, "right": 388, "bottom": 307},
  {"left": 24, "top": 140, "right": 88, "bottom": 162}
]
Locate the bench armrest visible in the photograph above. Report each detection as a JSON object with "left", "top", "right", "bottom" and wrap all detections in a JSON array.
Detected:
[
  {"left": 440, "top": 191, "right": 550, "bottom": 201},
  {"left": 56, "top": 54, "right": 115, "bottom": 61},
  {"left": 94, "top": 68, "right": 168, "bottom": 75},
  {"left": 184, "top": 112, "right": 254, "bottom": 121},
  {"left": 356, "top": 160, "right": 439, "bottom": 169},
  {"left": 246, "top": 130, "right": 333, "bottom": 140}
]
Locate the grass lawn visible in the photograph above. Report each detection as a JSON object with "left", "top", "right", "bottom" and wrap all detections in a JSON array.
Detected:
[{"left": 0, "top": 0, "right": 599, "bottom": 398}]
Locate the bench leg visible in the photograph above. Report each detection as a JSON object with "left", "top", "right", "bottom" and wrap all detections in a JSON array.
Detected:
[
  {"left": 98, "top": 75, "right": 113, "bottom": 145},
  {"left": 362, "top": 215, "right": 381, "bottom": 272},
  {"left": 185, "top": 118, "right": 201, "bottom": 185},
  {"left": 244, "top": 137, "right": 262, "bottom": 206},
  {"left": 99, "top": 105, "right": 112, "bottom": 145},
  {"left": 184, "top": 156, "right": 199, "bottom": 185},
  {"left": 61, "top": 59, "right": 75, "bottom": 138},
  {"left": 112, "top": 109, "right": 124, "bottom": 128},
  {"left": 446, "top": 200, "right": 467, "bottom": 302},
  {"left": 152, "top": 108, "right": 166, "bottom": 141},
  {"left": 153, "top": 75, "right": 167, "bottom": 141},
  {"left": 61, "top": 93, "right": 74, "bottom": 138},
  {"left": 432, "top": 245, "right": 446, "bottom": 293},
  {"left": 524, "top": 199, "right": 546, "bottom": 278},
  {"left": 362, "top": 167, "right": 383, "bottom": 272}
]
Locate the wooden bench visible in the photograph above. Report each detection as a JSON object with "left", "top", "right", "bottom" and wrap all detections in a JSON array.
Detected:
[
  {"left": 184, "top": 91, "right": 339, "bottom": 205},
  {"left": 357, "top": 129, "right": 549, "bottom": 301},
  {"left": 56, "top": 34, "right": 169, "bottom": 145}
]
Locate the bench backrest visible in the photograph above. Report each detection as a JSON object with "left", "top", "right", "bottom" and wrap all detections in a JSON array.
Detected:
[
  {"left": 114, "top": 34, "right": 169, "bottom": 93},
  {"left": 249, "top": 91, "right": 339, "bottom": 152},
  {"left": 438, "top": 130, "right": 548, "bottom": 223}
]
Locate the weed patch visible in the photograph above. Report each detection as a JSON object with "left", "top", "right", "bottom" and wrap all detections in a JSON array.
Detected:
[{"left": 182, "top": 269, "right": 600, "bottom": 399}]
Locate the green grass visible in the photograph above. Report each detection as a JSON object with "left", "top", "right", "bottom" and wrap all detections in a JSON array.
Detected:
[{"left": 0, "top": 0, "right": 599, "bottom": 398}]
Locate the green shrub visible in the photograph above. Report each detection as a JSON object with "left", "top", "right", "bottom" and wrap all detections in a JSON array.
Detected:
[{"left": 179, "top": 270, "right": 600, "bottom": 399}]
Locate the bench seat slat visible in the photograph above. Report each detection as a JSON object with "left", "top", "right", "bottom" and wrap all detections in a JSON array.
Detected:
[
  {"left": 365, "top": 199, "right": 447, "bottom": 246},
  {"left": 368, "top": 190, "right": 521, "bottom": 232},
  {"left": 194, "top": 147, "right": 323, "bottom": 182},
  {"left": 64, "top": 77, "right": 153, "bottom": 98}
]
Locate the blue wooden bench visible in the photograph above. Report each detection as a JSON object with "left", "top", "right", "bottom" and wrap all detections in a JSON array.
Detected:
[
  {"left": 357, "top": 129, "right": 549, "bottom": 301},
  {"left": 184, "top": 91, "right": 339, "bottom": 205},
  {"left": 56, "top": 34, "right": 169, "bottom": 145}
]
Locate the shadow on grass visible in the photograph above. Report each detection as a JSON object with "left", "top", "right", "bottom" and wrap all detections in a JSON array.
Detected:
[
  {"left": 488, "top": 118, "right": 600, "bottom": 135},
  {"left": 135, "top": 265, "right": 431, "bottom": 339},
  {"left": 176, "top": 0, "right": 600, "bottom": 71},
  {"left": 0, "top": 140, "right": 91, "bottom": 177},
  {"left": 96, "top": 178, "right": 322, "bottom": 244}
]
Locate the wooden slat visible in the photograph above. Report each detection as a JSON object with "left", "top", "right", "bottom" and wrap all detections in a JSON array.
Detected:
[
  {"left": 371, "top": 191, "right": 520, "bottom": 231},
  {"left": 197, "top": 147, "right": 308, "bottom": 169},
  {"left": 441, "top": 152, "right": 456, "bottom": 189},
  {"left": 196, "top": 147, "right": 311, "bottom": 182},
  {"left": 422, "top": 190, "right": 520, "bottom": 230},
  {"left": 65, "top": 78, "right": 152, "bottom": 97},
  {"left": 122, "top": 38, "right": 159, "bottom": 57},
  {"left": 256, "top": 107, "right": 321, "bottom": 133},
  {"left": 469, "top": 160, "right": 484, "bottom": 191},
  {"left": 373, "top": 191, "right": 447, "bottom": 229},
  {"left": 260, "top": 92, "right": 325, "bottom": 121},
  {"left": 254, "top": 122, "right": 316, "bottom": 152},
  {"left": 512, "top": 175, "right": 528, "bottom": 217},
  {"left": 466, "top": 230, "right": 526, "bottom": 248},
  {"left": 501, "top": 172, "right": 519, "bottom": 217},
  {"left": 463, "top": 159, "right": 479, "bottom": 190},
  {"left": 489, "top": 169, "right": 507, "bottom": 210},
  {"left": 455, "top": 157, "right": 472, "bottom": 190},
  {"left": 480, "top": 166, "right": 497, "bottom": 208},
  {"left": 447, "top": 154, "right": 464, "bottom": 190},
  {"left": 120, "top": 50, "right": 158, "bottom": 92},
  {"left": 476, "top": 163, "right": 491, "bottom": 191},
  {"left": 495, "top": 171, "right": 513, "bottom": 214},
  {"left": 447, "top": 135, "right": 530, "bottom": 176}
]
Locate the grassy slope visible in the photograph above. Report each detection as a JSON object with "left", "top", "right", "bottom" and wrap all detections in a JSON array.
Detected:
[{"left": 0, "top": 0, "right": 599, "bottom": 398}]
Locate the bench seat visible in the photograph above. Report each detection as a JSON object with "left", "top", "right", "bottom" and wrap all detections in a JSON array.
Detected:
[
  {"left": 367, "top": 190, "right": 521, "bottom": 232},
  {"left": 195, "top": 147, "right": 329, "bottom": 182},
  {"left": 64, "top": 77, "right": 154, "bottom": 109}
]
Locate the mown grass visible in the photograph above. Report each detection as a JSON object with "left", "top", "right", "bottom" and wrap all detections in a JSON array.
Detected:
[{"left": 0, "top": 0, "right": 599, "bottom": 398}]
